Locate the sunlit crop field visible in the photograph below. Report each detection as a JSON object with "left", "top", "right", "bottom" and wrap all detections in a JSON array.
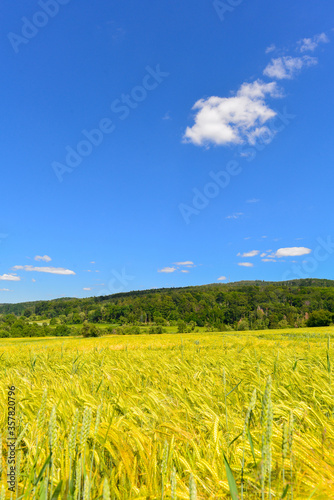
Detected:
[{"left": 1, "top": 327, "right": 334, "bottom": 499}]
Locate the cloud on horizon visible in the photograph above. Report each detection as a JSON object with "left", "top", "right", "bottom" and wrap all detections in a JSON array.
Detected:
[
  {"left": 158, "top": 266, "right": 177, "bottom": 273},
  {"left": 275, "top": 247, "right": 312, "bottom": 257},
  {"left": 0, "top": 274, "right": 21, "bottom": 281},
  {"left": 238, "top": 250, "right": 259, "bottom": 257},
  {"left": 13, "top": 265, "right": 75, "bottom": 275}
]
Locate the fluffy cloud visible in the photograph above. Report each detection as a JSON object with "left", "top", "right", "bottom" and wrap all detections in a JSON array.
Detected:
[
  {"left": 238, "top": 262, "right": 254, "bottom": 267},
  {"left": 13, "top": 265, "right": 75, "bottom": 275},
  {"left": 275, "top": 247, "right": 312, "bottom": 258},
  {"left": 183, "top": 80, "right": 281, "bottom": 147},
  {"left": 158, "top": 267, "right": 177, "bottom": 273},
  {"left": 35, "top": 255, "right": 52, "bottom": 262},
  {"left": 298, "top": 33, "right": 329, "bottom": 52},
  {"left": 238, "top": 250, "right": 259, "bottom": 257},
  {"left": 0, "top": 274, "right": 21, "bottom": 281},
  {"left": 263, "top": 55, "right": 317, "bottom": 79},
  {"left": 217, "top": 276, "right": 227, "bottom": 281}
]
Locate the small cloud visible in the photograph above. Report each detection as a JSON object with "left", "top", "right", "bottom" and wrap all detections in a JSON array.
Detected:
[
  {"left": 0, "top": 288, "right": 11, "bottom": 291},
  {"left": 83, "top": 287, "right": 92, "bottom": 291},
  {"left": 0, "top": 274, "right": 21, "bottom": 281},
  {"left": 173, "top": 261, "right": 195, "bottom": 267},
  {"left": 90, "top": 261, "right": 96, "bottom": 264},
  {"left": 298, "top": 33, "right": 330, "bottom": 52},
  {"left": 261, "top": 236, "right": 267, "bottom": 239},
  {"left": 238, "top": 250, "right": 259, "bottom": 257},
  {"left": 158, "top": 267, "right": 177, "bottom": 273},
  {"left": 32, "top": 279, "right": 36, "bottom": 282},
  {"left": 163, "top": 111, "right": 171, "bottom": 120},
  {"left": 275, "top": 247, "right": 312, "bottom": 257},
  {"left": 262, "top": 258, "right": 277, "bottom": 262},
  {"left": 260, "top": 253, "right": 267, "bottom": 257},
  {"left": 265, "top": 44, "right": 276, "bottom": 54},
  {"left": 13, "top": 265, "right": 75, "bottom": 275},
  {"left": 217, "top": 276, "right": 227, "bottom": 281},
  {"left": 238, "top": 262, "right": 254, "bottom": 267},
  {"left": 226, "top": 212, "right": 243, "bottom": 219},
  {"left": 246, "top": 198, "right": 260, "bottom": 203},
  {"left": 244, "top": 236, "right": 251, "bottom": 240},
  {"left": 35, "top": 255, "right": 52, "bottom": 262},
  {"left": 181, "top": 270, "right": 190, "bottom": 273},
  {"left": 263, "top": 55, "right": 317, "bottom": 79}
]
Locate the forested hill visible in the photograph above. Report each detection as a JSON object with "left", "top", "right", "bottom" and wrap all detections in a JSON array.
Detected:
[{"left": 1, "top": 278, "right": 334, "bottom": 331}]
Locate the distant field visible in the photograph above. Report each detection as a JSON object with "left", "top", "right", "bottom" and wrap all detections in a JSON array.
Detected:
[{"left": 1, "top": 327, "right": 334, "bottom": 498}]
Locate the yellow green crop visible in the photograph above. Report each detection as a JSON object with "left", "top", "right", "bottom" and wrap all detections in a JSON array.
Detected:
[{"left": 0, "top": 327, "right": 333, "bottom": 499}]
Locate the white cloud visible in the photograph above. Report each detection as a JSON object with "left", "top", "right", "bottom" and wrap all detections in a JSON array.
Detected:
[
  {"left": 262, "top": 258, "right": 277, "bottom": 262},
  {"left": 158, "top": 267, "right": 177, "bottom": 273},
  {"left": 275, "top": 247, "right": 312, "bottom": 257},
  {"left": 83, "top": 287, "right": 92, "bottom": 291},
  {"left": 183, "top": 80, "right": 281, "bottom": 147},
  {"left": 238, "top": 262, "right": 254, "bottom": 267},
  {"left": 238, "top": 250, "right": 259, "bottom": 257},
  {"left": 173, "top": 261, "right": 194, "bottom": 267},
  {"left": 34, "top": 255, "right": 52, "bottom": 262},
  {"left": 0, "top": 274, "right": 21, "bottom": 281},
  {"left": 298, "top": 33, "right": 329, "bottom": 52},
  {"left": 32, "top": 279, "right": 36, "bottom": 282},
  {"left": 265, "top": 44, "right": 276, "bottom": 54},
  {"left": 217, "top": 276, "right": 227, "bottom": 281},
  {"left": 226, "top": 212, "right": 243, "bottom": 219},
  {"left": 261, "top": 236, "right": 267, "bottom": 239},
  {"left": 260, "top": 252, "right": 267, "bottom": 257},
  {"left": 263, "top": 55, "right": 317, "bottom": 79},
  {"left": 13, "top": 265, "right": 75, "bottom": 275},
  {"left": 0, "top": 288, "right": 11, "bottom": 291},
  {"left": 90, "top": 261, "right": 96, "bottom": 264},
  {"left": 246, "top": 198, "right": 260, "bottom": 203},
  {"left": 244, "top": 236, "right": 251, "bottom": 240},
  {"left": 181, "top": 270, "right": 190, "bottom": 273}
]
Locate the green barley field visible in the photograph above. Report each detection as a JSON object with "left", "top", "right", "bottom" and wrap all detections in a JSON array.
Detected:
[{"left": 0, "top": 328, "right": 334, "bottom": 499}]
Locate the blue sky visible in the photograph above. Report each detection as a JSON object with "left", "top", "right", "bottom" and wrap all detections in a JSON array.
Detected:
[{"left": 0, "top": 0, "right": 333, "bottom": 303}]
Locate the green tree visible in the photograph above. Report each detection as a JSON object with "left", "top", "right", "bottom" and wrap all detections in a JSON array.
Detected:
[
  {"left": 306, "top": 310, "right": 332, "bottom": 327},
  {"left": 81, "top": 321, "right": 102, "bottom": 337}
]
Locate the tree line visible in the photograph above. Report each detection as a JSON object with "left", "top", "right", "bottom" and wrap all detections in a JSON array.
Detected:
[{"left": 1, "top": 279, "right": 334, "bottom": 338}]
